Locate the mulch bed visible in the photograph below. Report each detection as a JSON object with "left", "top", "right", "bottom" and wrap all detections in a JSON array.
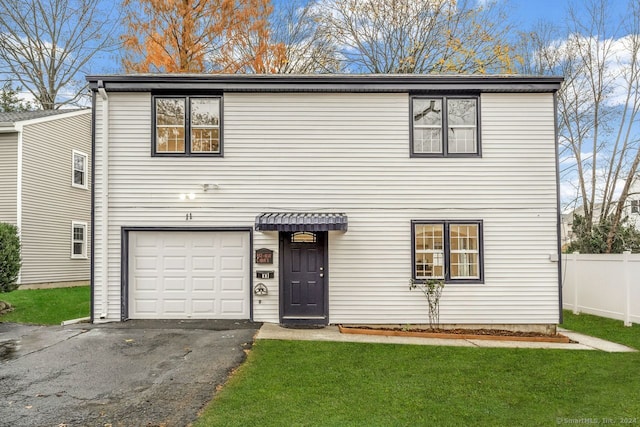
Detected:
[{"left": 338, "top": 325, "right": 573, "bottom": 343}]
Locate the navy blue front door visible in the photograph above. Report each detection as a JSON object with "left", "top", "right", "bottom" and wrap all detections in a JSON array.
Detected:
[{"left": 281, "top": 231, "right": 327, "bottom": 324}]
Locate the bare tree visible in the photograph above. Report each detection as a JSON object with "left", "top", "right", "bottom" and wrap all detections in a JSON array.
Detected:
[
  {"left": 520, "top": 0, "right": 640, "bottom": 252},
  {"left": 269, "top": 0, "right": 341, "bottom": 73},
  {"left": 316, "top": 0, "right": 518, "bottom": 74},
  {"left": 0, "top": 0, "right": 118, "bottom": 109}
]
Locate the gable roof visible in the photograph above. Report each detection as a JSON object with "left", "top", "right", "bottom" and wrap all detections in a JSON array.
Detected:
[{"left": 0, "top": 109, "right": 87, "bottom": 125}]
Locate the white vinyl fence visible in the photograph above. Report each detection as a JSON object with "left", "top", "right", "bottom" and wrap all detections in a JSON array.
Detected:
[{"left": 562, "top": 252, "right": 640, "bottom": 326}]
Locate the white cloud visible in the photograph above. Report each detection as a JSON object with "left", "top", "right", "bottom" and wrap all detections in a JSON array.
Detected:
[{"left": 545, "top": 33, "right": 640, "bottom": 107}]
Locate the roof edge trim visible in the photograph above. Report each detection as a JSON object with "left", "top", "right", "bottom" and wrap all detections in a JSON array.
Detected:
[{"left": 87, "top": 74, "right": 563, "bottom": 93}]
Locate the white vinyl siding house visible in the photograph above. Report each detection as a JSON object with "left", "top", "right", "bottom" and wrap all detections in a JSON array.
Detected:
[
  {"left": 89, "top": 74, "right": 562, "bottom": 328},
  {"left": 0, "top": 110, "right": 92, "bottom": 286}
]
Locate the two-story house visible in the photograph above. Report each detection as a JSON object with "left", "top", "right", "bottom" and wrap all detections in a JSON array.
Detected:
[
  {"left": 0, "top": 109, "right": 91, "bottom": 287},
  {"left": 87, "top": 74, "right": 563, "bottom": 332}
]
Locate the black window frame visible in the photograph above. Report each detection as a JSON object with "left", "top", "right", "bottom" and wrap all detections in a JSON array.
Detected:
[
  {"left": 151, "top": 93, "right": 224, "bottom": 157},
  {"left": 410, "top": 95, "right": 481, "bottom": 158},
  {"left": 411, "top": 220, "right": 484, "bottom": 284}
]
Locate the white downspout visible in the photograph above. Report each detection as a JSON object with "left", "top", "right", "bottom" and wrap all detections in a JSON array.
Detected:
[
  {"left": 15, "top": 124, "right": 23, "bottom": 285},
  {"left": 98, "top": 81, "right": 109, "bottom": 319}
]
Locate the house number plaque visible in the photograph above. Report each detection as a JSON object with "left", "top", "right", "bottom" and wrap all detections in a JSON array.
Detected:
[{"left": 255, "top": 248, "right": 274, "bottom": 264}]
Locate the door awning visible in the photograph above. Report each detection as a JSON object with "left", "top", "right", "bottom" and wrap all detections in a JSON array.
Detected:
[{"left": 255, "top": 212, "right": 348, "bottom": 232}]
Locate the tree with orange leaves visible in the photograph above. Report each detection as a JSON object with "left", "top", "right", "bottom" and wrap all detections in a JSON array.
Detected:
[{"left": 121, "top": 0, "right": 285, "bottom": 73}]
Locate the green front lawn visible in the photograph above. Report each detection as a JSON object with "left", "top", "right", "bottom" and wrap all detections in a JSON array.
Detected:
[
  {"left": 196, "top": 312, "right": 640, "bottom": 426},
  {"left": 0, "top": 285, "right": 90, "bottom": 325},
  {"left": 562, "top": 310, "right": 640, "bottom": 350}
]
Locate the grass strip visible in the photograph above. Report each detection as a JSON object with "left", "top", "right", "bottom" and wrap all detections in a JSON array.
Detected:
[{"left": 0, "top": 285, "right": 90, "bottom": 325}]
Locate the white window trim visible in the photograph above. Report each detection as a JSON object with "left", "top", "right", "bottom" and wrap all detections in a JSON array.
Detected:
[
  {"left": 71, "top": 221, "right": 88, "bottom": 259},
  {"left": 72, "top": 150, "right": 88, "bottom": 189}
]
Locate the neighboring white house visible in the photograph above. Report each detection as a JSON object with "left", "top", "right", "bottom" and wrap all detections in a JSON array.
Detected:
[
  {"left": 0, "top": 109, "right": 92, "bottom": 287},
  {"left": 87, "top": 74, "right": 563, "bottom": 331},
  {"left": 628, "top": 174, "right": 640, "bottom": 230}
]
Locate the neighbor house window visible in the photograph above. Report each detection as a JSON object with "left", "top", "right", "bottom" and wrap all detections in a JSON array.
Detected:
[
  {"left": 411, "top": 96, "right": 479, "bottom": 156},
  {"left": 72, "top": 150, "right": 88, "bottom": 189},
  {"left": 632, "top": 200, "right": 639, "bottom": 214},
  {"left": 71, "top": 221, "right": 87, "bottom": 259},
  {"left": 412, "top": 220, "right": 483, "bottom": 283},
  {"left": 153, "top": 96, "right": 222, "bottom": 156}
]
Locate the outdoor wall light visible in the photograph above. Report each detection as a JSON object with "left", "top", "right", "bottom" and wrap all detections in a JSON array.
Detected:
[{"left": 202, "top": 183, "right": 219, "bottom": 192}]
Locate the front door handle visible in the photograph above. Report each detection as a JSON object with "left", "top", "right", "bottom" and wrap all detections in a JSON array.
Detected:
[{"left": 319, "top": 273, "right": 324, "bottom": 278}]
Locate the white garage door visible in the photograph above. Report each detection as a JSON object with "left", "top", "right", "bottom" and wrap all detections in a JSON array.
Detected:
[{"left": 128, "top": 231, "right": 250, "bottom": 319}]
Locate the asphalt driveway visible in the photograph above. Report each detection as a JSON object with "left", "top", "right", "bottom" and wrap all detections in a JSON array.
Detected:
[{"left": 0, "top": 320, "right": 261, "bottom": 427}]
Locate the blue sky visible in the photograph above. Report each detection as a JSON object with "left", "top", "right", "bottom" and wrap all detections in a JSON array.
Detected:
[
  {"left": 508, "top": 0, "right": 571, "bottom": 25},
  {"left": 507, "top": 0, "right": 628, "bottom": 30}
]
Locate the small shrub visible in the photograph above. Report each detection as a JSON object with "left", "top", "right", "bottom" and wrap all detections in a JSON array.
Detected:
[
  {"left": 566, "top": 213, "right": 640, "bottom": 253},
  {"left": 409, "top": 278, "right": 444, "bottom": 329},
  {"left": 0, "top": 222, "right": 21, "bottom": 293}
]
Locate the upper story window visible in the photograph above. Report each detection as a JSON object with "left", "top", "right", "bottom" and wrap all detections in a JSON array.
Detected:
[
  {"left": 412, "top": 220, "right": 484, "bottom": 284},
  {"left": 632, "top": 200, "right": 639, "bottom": 214},
  {"left": 153, "top": 95, "right": 222, "bottom": 157},
  {"left": 72, "top": 150, "right": 88, "bottom": 189},
  {"left": 411, "top": 96, "right": 480, "bottom": 157}
]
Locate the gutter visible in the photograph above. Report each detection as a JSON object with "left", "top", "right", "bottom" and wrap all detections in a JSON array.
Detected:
[{"left": 98, "top": 81, "right": 109, "bottom": 319}]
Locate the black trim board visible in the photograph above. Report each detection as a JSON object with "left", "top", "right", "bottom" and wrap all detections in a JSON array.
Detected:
[
  {"left": 554, "top": 92, "right": 563, "bottom": 324},
  {"left": 120, "top": 226, "right": 254, "bottom": 321},
  {"left": 88, "top": 74, "right": 563, "bottom": 93}
]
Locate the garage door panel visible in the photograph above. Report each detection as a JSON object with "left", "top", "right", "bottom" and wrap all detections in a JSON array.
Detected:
[
  {"left": 135, "top": 234, "right": 158, "bottom": 247},
  {"left": 192, "top": 299, "right": 216, "bottom": 314},
  {"left": 192, "top": 256, "right": 216, "bottom": 271},
  {"left": 129, "top": 231, "right": 250, "bottom": 319},
  {"left": 163, "top": 277, "right": 188, "bottom": 291},
  {"left": 163, "top": 238, "right": 188, "bottom": 248},
  {"left": 134, "top": 277, "right": 158, "bottom": 291},
  {"left": 133, "top": 299, "right": 158, "bottom": 315},
  {"left": 221, "top": 256, "right": 244, "bottom": 271},
  {"left": 221, "top": 233, "right": 246, "bottom": 248},
  {"left": 192, "top": 235, "right": 217, "bottom": 247},
  {"left": 134, "top": 256, "right": 158, "bottom": 271},
  {"left": 221, "top": 276, "right": 244, "bottom": 292},
  {"left": 221, "top": 300, "right": 245, "bottom": 315},
  {"left": 192, "top": 277, "right": 216, "bottom": 291},
  {"left": 163, "top": 256, "right": 187, "bottom": 271},
  {"left": 163, "top": 299, "right": 188, "bottom": 314}
]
